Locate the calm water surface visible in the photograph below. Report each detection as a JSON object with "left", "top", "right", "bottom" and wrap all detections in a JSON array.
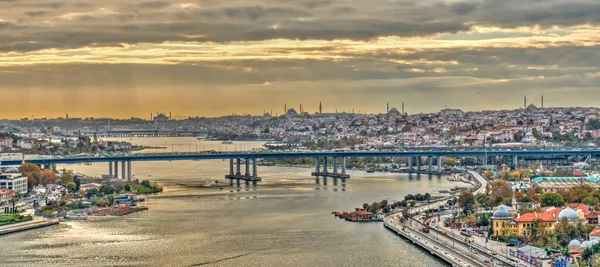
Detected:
[{"left": 0, "top": 138, "right": 458, "bottom": 267}]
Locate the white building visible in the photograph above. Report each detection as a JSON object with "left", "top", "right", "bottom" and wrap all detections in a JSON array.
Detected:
[{"left": 0, "top": 173, "right": 28, "bottom": 195}]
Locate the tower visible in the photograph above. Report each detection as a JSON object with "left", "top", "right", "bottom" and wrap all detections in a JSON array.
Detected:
[
  {"left": 300, "top": 104, "right": 303, "bottom": 114},
  {"left": 524, "top": 95, "right": 527, "bottom": 109},
  {"left": 387, "top": 102, "right": 389, "bottom": 114},
  {"left": 319, "top": 102, "right": 322, "bottom": 114},
  {"left": 541, "top": 95, "right": 544, "bottom": 108},
  {"left": 284, "top": 103, "right": 287, "bottom": 114},
  {"left": 150, "top": 112, "right": 153, "bottom": 121},
  {"left": 169, "top": 111, "right": 172, "bottom": 120},
  {"left": 66, "top": 113, "right": 69, "bottom": 119},
  {"left": 402, "top": 102, "right": 405, "bottom": 114}
]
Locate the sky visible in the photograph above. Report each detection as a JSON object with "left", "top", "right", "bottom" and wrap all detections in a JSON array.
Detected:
[{"left": 1, "top": 0, "right": 600, "bottom": 119}]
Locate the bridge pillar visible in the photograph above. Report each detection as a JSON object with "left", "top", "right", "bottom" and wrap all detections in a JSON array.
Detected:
[
  {"left": 127, "top": 161, "right": 132, "bottom": 182},
  {"left": 333, "top": 157, "right": 338, "bottom": 173},
  {"left": 323, "top": 157, "right": 328, "bottom": 173},
  {"left": 408, "top": 157, "right": 413, "bottom": 172},
  {"left": 252, "top": 158, "right": 257, "bottom": 177},
  {"left": 236, "top": 158, "right": 241, "bottom": 177},
  {"left": 416, "top": 157, "right": 421, "bottom": 172},
  {"left": 109, "top": 162, "right": 113, "bottom": 177},
  {"left": 121, "top": 161, "right": 126, "bottom": 181},
  {"left": 114, "top": 162, "right": 119, "bottom": 179},
  {"left": 512, "top": 155, "right": 518, "bottom": 169},
  {"left": 342, "top": 157, "right": 346, "bottom": 174},
  {"left": 316, "top": 157, "right": 321, "bottom": 172},
  {"left": 245, "top": 158, "right": 250, "bottom": 177},
  {"left": 428, "top": 157, "right": 433, "bottom": 172},
  {"left": 229, "top": 159, "right": 234, "bottom": 176},
  {"left": 437, "top": 157, "right": 443, "bottom": 173}
]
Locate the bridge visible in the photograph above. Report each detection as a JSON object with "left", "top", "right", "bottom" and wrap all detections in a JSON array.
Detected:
[{"left": 2, "top": 150, "right": 598, "bottom": 186}]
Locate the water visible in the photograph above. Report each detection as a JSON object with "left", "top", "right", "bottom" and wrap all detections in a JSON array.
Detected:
[{"left": 0, "top": 138, "right": 458, "bottom": 267}]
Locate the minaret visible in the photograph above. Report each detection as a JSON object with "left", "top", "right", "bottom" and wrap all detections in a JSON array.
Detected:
[
  {"left": 387, "top": 102, "right": 389, "bottom": 114},
  {"left": 402, "top": 102, "right": 405, "bottom": 114},
  {"left": 150, "top": 112, "right": 153, "bottom": 121},
  {"left": 319, "top": 102, "right": 322, "bottom": 114},
  {"left": 511, "top": 191, "right": 517, "bottom": 211},
  {"left": 300, "top": 104, "right": 303, "bottom": 114},
  {"left": 541, "top": 95, "right": 544, "bottom": 108},
  {"left": 169, "top": 111, "right": 172, "bottom": 120},
  {"left": 524, "top": 95, "right": 527, "bottom": 109},
  {"left": 284, "top": 103, "right": 287, "bottom": 114}
]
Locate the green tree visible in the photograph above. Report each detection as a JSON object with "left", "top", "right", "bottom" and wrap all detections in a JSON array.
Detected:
[
  {"left": 107, "top": 195, "right": 115, "bottom": 206},
  {"left": 540, "top": 192, "right": 565, "bottom": 207},
  {"left": 99, "top": 185, "right": 115, "bottom": 195},
  {"left": 458, "top": 191, "right": 476, "bottom": 216},
  {"left": 59, "top": 170, "right": 74, "bottom": 185},
  {"left": 141, "top": 180, "right": 151, "bottom": 188},
  {"left": 582, "top": 195, "right": 600, "bottom": 206},
  {"left": 124, "top": 184, "right": 132, "bottom": 192},
  {"left": 96, "top": 199, "right": 106, "bottom": 207},
  {"left": 66, "top": 182, "right": 77, "bottom": 193}
]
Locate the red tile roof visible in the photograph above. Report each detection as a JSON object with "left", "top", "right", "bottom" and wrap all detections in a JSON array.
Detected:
[
  {"left": 589, "top": 228, "right": 600, "bottom": 237},
  {"left": 354, "top": 210, "right": 373, "bottom": 215},
  {"left": 514, "top": 208, "right": 563, "bottom": 223},
  {"left": 568, "top": 203, "right": 591, "bottom": 216}
]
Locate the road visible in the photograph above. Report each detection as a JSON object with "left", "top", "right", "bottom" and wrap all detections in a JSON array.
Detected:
[{"left": 384, "top": 217, "right": 485, "bottom": 267}]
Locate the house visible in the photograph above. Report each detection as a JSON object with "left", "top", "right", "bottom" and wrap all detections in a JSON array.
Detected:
[
  {"left": 589, "top": 228, "right": 600, "bottom": 242},
  {"left": 491, "top": 206, "right": 576, "bottom": 237},
  {"left": 0, "top": 188, "right": 14, "bottom": 204},
  {"left": 352, "top": 210, "right": 374, "bottom": 220},
  {"left": 80, "top": 183, "right": 101, "bottom": 191}
]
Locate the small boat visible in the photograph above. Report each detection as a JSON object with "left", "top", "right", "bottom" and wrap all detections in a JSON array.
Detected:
[
  {"left": 366, "top": 168, "right": 375, "bottom": 173},
  {"left": 221, "top": 141, "right": 234, "bottom": 144}
]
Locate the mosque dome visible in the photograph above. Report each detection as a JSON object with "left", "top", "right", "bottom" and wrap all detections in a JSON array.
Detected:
[
  {"left": 492, "top": 207, "right": 512, "bottom": 219},
  {"left": 263, "top": 113, "right": 271, "bottom": 117},
  {"left": 558, "top": 208, "right": 579, "bottom": 222},
  {"left": 591, "top": 240, "right": 599, "bottom": 245},
  {"left": 568, "top": 240, "right": 582, "bottom": 248},
  {"left": 527, "top": 103, "right": 538, "bottom": 111},
  {"left": 286, "top": 108, "right": 298, "bottom": 116},
  {"left": 388, "top": 107, "right": 400, "bottom": 115}
]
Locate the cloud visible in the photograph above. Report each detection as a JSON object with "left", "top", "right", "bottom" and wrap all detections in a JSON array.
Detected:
[{"left": 0, "top": 0, "right": 600, "bottom": 52}]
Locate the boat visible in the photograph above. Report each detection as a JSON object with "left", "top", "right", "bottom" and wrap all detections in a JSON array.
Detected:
[
  {"left": 221, "top": 141, "right": 234, "bottom": 144},
  {"left": 366, "top": 168, "right": 375, "bottom": 173}
]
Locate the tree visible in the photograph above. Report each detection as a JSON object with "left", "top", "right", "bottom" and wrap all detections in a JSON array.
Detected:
[
  {"left": 96, "top": 199, "right": 106, "bottom": 207},
  {"left": 39, "top": 169, "right": 57, "bottom": 185},
  {"left": 443, "top": 157, "right": 459, "bottom": 166},
  {"left": 489, "top": 180, "right": 513, "bottom": 206},
  {"left": 368, "top": 202, "right": 381, "bottom": 213},
  {"left": 526, "top": 188, "right": 540, "bottom": 202},
  {"left": 582, "top": 196, "right": 600, "bottom": 206},
  {"left": 458, "top": 191, "right": 476, "bottom": 216},
  {"left": 466, "top": 215, "right": 478, "bottom": 227},
  {"left": 66, "top": 182, "right": 77, "bottom": 193},
  {"left": 540, "top": 192, "right": 565, "bottom": 207},
  {"left": 18, "top": 162, "right": 42, "bottom": 190},
  {"left": 99, "top": 185, "right": 115, "bottom": 195},
  {"left": 107, "top": 195, "right": 115, "bottom": 205},
  {"left": 141, "top": 180, "right": 151, "bottom": 188},
  {"left": 363, "top": 203, "right": 369, "bottom": 210},
  {"left": 59, "top": 170, "right": 74, "bottom": 185}
]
